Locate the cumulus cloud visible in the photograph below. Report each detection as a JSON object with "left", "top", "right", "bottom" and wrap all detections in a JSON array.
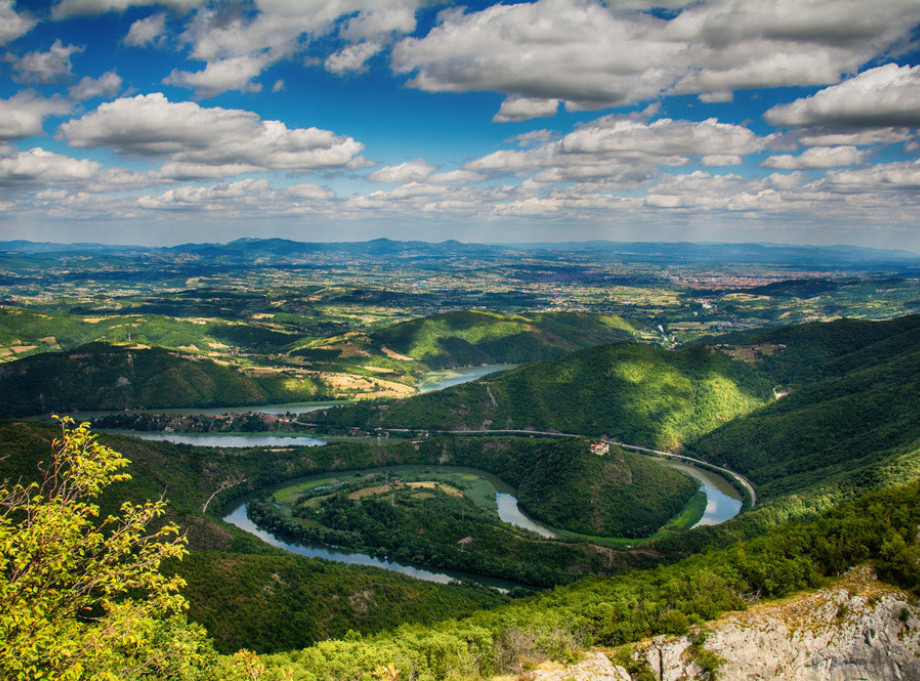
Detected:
[
  {"left": 0, "top": 91, "right": 71, "bottom": 141},
  {"left": 57, "top": 93, "right": 366, "bottom": 178},
  {"left": 285, "top": 183, "right": 334, "bottom": 200},
  {"left": 0, "top": 147, "right": 100, "bottom": 187},
  {"left": 765, "top": 64, "right": 920, "bottom": 129},
  {"left": 762, "top": 145, "right": 865, "bottom": 170},
  {"left": 164, "top": 53, "right": 275, "bottom": 97},
  {"left": 819, "top": 160, "right": 920, "bottom": 192},
  {"left": 52, "top": 0, "right": 202, "bottom": 19},
  {"left": 0, "top": 0, "right": 37, "bottom": 45},
  {"left": 69, "top": 71, "right": 122, "bottom": 100},
  {"left": 429, "top": 169, "right": 487, "bottom": 184},
  {"left": 493, "top": 96, "right": 560, "bottom": 123},
  {"left": 136, "top": 178, "right": 274, "bottom": 210},
  {"left": 325, "top": 41, "right": 383, "bottom": 75},
  {"left": 699, "top": 91, "right": 733, "bottom": 103},
  {"left": 467, "top": 116, "right": 764, "bottom": 183},
  {"left": 367, "top": 159, "right": 436, "bottom": 183},
  {"left": 124, "top": 12, "right": 167, "bottom": 47},
  {"left": 340, "top": 7, "right": 417, "bottom": 42},
  {"left": 6, "top": 40, "right": 83, "bottom": 84},
  {"left": 392, "top": 0, "right": 920, "bottom": 111},
  {"left": 798, "top": 128, "right": 915, "bottom": 147}
]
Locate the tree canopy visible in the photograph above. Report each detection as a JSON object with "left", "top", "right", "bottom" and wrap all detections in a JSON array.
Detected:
[{"left": 0, "top": 417, "right": 212, "bottom": 681}]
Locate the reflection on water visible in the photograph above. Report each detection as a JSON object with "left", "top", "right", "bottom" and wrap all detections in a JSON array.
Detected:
[{"left": 658, "top": 460, "right": 743, "bottom": 527}]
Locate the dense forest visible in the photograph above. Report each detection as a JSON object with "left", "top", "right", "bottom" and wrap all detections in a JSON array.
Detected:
[{"left": 305, "top": 340, "right": 774, "bottom": 449}]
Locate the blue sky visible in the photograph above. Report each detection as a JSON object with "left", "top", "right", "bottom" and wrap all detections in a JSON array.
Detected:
[{"left": 2, "top": 0, "right": 920, "bottom": 248}]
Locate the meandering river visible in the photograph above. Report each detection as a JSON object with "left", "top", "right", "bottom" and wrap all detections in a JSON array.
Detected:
[{"left": 95, "top": 362, "right": 744, "bottom": 586}]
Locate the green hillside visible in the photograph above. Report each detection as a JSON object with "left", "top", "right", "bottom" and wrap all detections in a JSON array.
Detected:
[
  {"left": 688, "top": 316, "right": 920, "bottom": 513},
  {"left": 416, "top": 437, "right": 699, "bottom": 538},
  {"left": 0, "top": 342, "right": 320, "bottom": 416},
  {"left": 0, "top": 306, "right": 301, "bottom": 361},
  {"left": 0, "top": 420, "right": 505, "bottom": 654},
  {"left": 310, "top": 341, "right": 773, "bottom": 449},
  {"left": 367, "top": 310, "right": 636, "bottom": 369}
]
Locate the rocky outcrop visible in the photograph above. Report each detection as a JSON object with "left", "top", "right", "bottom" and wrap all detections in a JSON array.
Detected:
[{"left": 526, "top": 568, "right": 920, "bottom": 681}]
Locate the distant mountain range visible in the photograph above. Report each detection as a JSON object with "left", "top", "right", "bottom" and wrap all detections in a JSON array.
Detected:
[{"left": 2, "top": 237, "right": 918, "bottom": 267}]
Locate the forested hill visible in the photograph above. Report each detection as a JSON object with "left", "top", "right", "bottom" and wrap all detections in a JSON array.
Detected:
[
  {"left": 687, "top": 314, "right": 920, "bottom": 510},
  {"left": 0, "top": 343, "right": 319, "bottom": 416},
  {"left": 0, "top": 420, "right": 507, "bottom": 654},
  {"left": 308, "top": 340, "right": 774, "bottom": 450},
  {"left": 366, "top": 309, "right": 636, "bottom": 369}
]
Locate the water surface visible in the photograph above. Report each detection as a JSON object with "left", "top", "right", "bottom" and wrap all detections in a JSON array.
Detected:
[{"left": 418, "top": 364, "right": 518, "bottom": 393}]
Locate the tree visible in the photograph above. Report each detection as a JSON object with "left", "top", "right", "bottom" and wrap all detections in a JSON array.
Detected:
[{"left": 0, "top": 417, "right": 211, "bottom": 680}]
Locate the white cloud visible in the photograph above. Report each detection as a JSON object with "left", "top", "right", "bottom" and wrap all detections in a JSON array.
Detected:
[
  {"left": 340, "top": 7, "right": 417, "bottom": 42},
  {"left": 819, "top": 160, "right": 920, "bottom": 192},
  {"left": 507, "top": 130, "right": 557, "bottom": 148},
  {"left": 798, "top": 128, "right": 915, "bottom": 147},
  {"left": 762, "top": 145, "right": 865, "bottom": 170},
  {"left": 493, "top": 96, "right": 560, "bottom": 123},
  {"left": 642, "top": 171, "right": 799, "bottom": 212},
  {"left": 467, "top": 116, "right": 763, "bottom": 183},
  {"left": 52, "top": 0, "right": 201, "bottom": 19},
  {"left": 766, "top": 64, "right": 920, "bottom": 129},
  {"left": 325, "top": 41, "right": 383, "bottom": 75},
  {"left": 163, "top": 53, "right": 276, "bottom": 97},
  {"left": 272, "top": 79, "right": 284, "bottom": 92},
  {"left": 392, "top": 0, "right": 920, "bottom": 111},
  {"left": 698, "top": 91, "right": 733, "bottom": 103},
  {"left": 429, "top": 170, "right": 486, "bottom": 184},
  {"left": 124, "top": 13, "right": 166, "bottom": 47},
  {"left": 285, "top": 183, "right": 334, "bottom": 200},
  {"left": 0, "top": 91, "right": 71, "bottom": 141},
  {"left": 137, "top": 178, "right": 274, "bottom": 210},
  {"left": 701, "top": 155, "right": 743, "bottom": 166},
  {"left": 367, "top": 159, "right": 436, "bottom": 183},
  {"left": 0, "top": 0, "right": 37, "bottom": 45},
  {"left": 6, "top": 40, "right": 83, "bottom": 84},
  {"left": 69, "top": 71, "right": 122, "bottom": 100},
  {"left": 0, "top": 147, "right": 99, "bottom": 186},
  {"left": 57, "top": 93, "right": 366, "bottom": 177}
]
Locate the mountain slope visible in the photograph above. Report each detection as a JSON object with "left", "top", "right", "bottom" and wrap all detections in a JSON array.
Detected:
[
  {"left": 366, "top": 309, "right": 635, "bottom": 369},
  {"left": 0, "top": 342, "right": 318, "bottom": 416},
  {"left": 310, "top": 341, "right": 773, "bottom": 449},
  {"left": 687, "top": 316, "right": 920, "bottom": 512}
]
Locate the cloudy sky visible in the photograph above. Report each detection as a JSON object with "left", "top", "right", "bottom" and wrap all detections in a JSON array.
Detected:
[{"left": 1, "top": 0, "right": 920, "bottom": 248}]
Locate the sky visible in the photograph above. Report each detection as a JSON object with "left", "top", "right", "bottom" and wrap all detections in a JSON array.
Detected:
[{"left": 1, "top": 0, "right": 920, "bottom": 248}]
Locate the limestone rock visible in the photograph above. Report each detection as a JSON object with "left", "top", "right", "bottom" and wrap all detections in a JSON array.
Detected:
[{"left": 530, "top": 569, "right": 920, "bottom": 681}]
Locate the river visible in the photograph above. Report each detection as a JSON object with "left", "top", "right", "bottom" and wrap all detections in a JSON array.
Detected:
[
  {"left": 658, "top": 460, "right": 743, "bottom": 527},
  {"left": 221, "top": 463, "right": 553, "bottom": 591},
  {"left": 97, "top": 361, "right": 742, "bottom": 585},
  {"left": 418, "top": 364, "right": 518, "bottom": 393},
  {"left": 221, "top": 500, "right": 524, "bottom": 592},
  {"left": 126, "top": 432, "right": 326, "bottom": 448}
]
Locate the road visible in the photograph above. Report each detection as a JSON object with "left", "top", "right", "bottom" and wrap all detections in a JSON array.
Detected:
[{"left": 372, "top": 426, "right": 758, "bottom": 508}]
